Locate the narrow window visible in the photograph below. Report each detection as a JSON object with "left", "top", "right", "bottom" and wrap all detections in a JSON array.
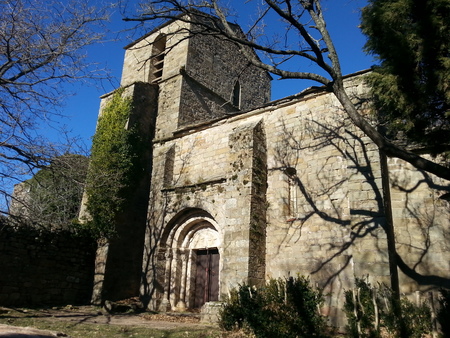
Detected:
[
  {"left": 163, "top": 146, "right": 175, "bottom": 187},
  {"left": 150, "top": 35, "right": 166, "bottom": 83},
  {"left": 285, "top": 167, "right": 298, "bottom": 218},
  {"left": 288, "top": 177, "right": 299, "bottom": 217},
  {"left": 232, "top": 81, "right": 241, "bottom": 108}
]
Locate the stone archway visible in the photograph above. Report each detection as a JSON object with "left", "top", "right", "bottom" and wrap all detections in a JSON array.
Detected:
[{"left": 159, "top": 210, "right": 221, "bottom": 311}]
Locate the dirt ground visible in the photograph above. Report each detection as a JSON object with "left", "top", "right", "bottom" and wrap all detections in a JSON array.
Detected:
[{"left": 0, "top": 305, "right": 217, "bottom": 337}]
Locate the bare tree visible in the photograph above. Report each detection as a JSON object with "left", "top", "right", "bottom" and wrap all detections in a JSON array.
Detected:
[
  {"left": 124, "top": 0, "right": 450, "bottom": 181},
  {"left": 0, "top": 0, "right": 109, "bottom": 214}
]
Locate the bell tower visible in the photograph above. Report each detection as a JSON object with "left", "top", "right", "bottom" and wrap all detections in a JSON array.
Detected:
[
  {"left": 120, "top": 15, "right": 272, "bottom": 140},
  {"left": 90, "top": 14, "right": 271, "bottom": 305}
]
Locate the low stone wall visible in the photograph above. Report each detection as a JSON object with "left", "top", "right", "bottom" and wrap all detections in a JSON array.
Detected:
[{"left": 0, "top": 223, "right": 96, "bottom": 306}]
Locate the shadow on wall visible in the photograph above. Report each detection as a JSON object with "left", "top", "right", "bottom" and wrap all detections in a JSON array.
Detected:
[
  {"left": 140, "top": 139, "right": 199, "bottom": 310},
  {"left": 139, "top": 97, "right": 450, "bottom": 317},
  {"left": 270, "top": 101, "right": 450, "bottom": 308}
]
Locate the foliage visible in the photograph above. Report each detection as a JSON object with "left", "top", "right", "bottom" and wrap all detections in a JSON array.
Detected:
[
  {"left": 361, "top": 0, "right": 450, "bottom": 151},
  {"left": 344, "top": 278, "right": 432, "bottom": 338},
  {"left": 393, "top": 298, "right": 432, "bottom": 338},
  {"left": 84, "top": 88, "right": 144, "bottom": 238},
  {"left": 344, "top": 278, "right": 380, "bottom": 338},
  {"left": 13, "top": 154, "right": 89, "bottom": 228},
  {"left": 437, "top": 288, "right": 450, "bottom": 337},
  {"left": 0, "top": 0, "right": 108, "bottom": 214},
  {"left": 219, "top": 276, "right": 328, "bottom": 337}
]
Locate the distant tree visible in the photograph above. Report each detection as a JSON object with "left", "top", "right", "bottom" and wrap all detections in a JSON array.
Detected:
[
  {"left": 361, "top": 0, "right": 450, "bottom": 153},
  {"left": 10, "top": 154, "right": 89, "bottom": 228},
  {"left": 0, "top": 0, "right": 108, "bottom": 215},
  {"left": 124, "top": 0, "right": 450, "bottom": 181}
]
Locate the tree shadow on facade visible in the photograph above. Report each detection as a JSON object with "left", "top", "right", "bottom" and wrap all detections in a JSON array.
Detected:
[
  {"left": 271, "top": 109, "right": 450, "bottom": 304},
  {"left": 389, "top": 165, "right": 450, "bottom": 289},
  {"left": 140, "top": 138, "right": 221, "bottom": 311}
]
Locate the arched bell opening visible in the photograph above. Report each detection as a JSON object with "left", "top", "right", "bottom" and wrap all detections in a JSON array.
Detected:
[
  {"left": 158, "top": 209, "right": 222, "bottom": 311},
  {"left": 150, "top": 34, "right": 166, "bottom": 84}
]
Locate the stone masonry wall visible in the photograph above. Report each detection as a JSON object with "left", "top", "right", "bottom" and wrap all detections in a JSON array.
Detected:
[
  {"left": 247, "top": 122, "right": 268, "bottom": 285},
  {"left": 263, "top": 77, "right": 380, "bottom": 324},
  {"left": 121, "top": 20, "right": 190, "bottom": 140},
  {"left": 142, "top": 115, "right": 271, "bottom": 310},
  {"left": 183, "top": 32, "right": 271, "bottom": 119},
  {"left": 142, "top": 71, "right": 450, "bottom": 325},
  {"left": 120, "top": 21, "right": 190, "bottom": 87},
  {"left": 0, "top": 224, "right": 96, "bottom": 306},
  {"left": 120, "top": 20, "right": 271, "bottom": 140},
  {"left": 179, "top": 32, "right": 271, "bottom": 128},
  {"left": 117, "top": 19, "right": 450, "bottom": 325},
  {"left": 387, "top": 156, "right": 450, "bottom": 292}
]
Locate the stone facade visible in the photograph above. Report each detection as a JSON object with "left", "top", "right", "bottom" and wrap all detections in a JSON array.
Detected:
[{"left": 89, "top": 16, "right": 450, "bottom": 325}]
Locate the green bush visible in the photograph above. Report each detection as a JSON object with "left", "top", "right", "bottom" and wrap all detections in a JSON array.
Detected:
[
  {"left": 396, "top": 297, "right": 432, "bottom": 338},
  {"left": 344, "top": 278, "right": 432, "bottom": 338},
  {"left": 343, "top": 278, "right": 380, "bottom": 338},
  {"left": 219, "top": 276, "right": 328, "bottom": 337}
]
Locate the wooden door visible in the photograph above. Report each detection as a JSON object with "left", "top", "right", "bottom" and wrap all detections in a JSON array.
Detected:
[{"left": 194, "top": 248, "right": 219, "bottom": 308}]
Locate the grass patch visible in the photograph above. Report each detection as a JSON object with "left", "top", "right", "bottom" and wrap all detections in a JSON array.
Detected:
[{"left": 0, "top": 307, "right": 223, "bottom": 338}]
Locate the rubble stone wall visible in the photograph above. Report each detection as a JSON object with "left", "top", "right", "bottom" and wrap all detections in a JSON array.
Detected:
[
  {"left": 387, "top": 156, "right": 450, "bottom": 293},
  {"left": 142, "top": 72, "right": 450, "bottom": 325},
  {"left": 0, "top": 224, "right": 95, "bottom": 306}
]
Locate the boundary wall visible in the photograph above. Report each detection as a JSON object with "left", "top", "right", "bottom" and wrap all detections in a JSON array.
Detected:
[{"left": 0, "top": 223, "right": 96, "bottom": 306}]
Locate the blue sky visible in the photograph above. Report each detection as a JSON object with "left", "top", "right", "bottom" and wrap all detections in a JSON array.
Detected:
[{"left": 59, "top": 0, "right": 373, "bottom": 149}]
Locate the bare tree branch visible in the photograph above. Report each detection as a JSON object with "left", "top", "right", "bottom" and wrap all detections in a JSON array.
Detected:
[
  {"left": 0, "top": 0, "right": 109, "bottom": 214},
  {"left": 125, "top": 0, "right": 450, "bottom": 181}
]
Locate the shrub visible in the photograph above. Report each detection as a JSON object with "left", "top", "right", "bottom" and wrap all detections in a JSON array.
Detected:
[
  {"left": 395, "top": 297, "right": 432, "bottom": 338},
  {"left": 219, "top": 276, "right": 328, "bottom": 337},
  {"left": 343, "top": 278, "right": 380, "bottom": 338},
  {"left": 344, "top": 278, "right": 432, "bottom": 338}
]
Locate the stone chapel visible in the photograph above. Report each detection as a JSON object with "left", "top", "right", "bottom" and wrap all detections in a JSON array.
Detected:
[{"left": 86, "top": 14, "right": 450, "bottom": 324}]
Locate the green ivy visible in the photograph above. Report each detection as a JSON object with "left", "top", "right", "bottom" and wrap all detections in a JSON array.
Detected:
[{"left": 84, "top": 88, "right": 143, "bottom": 238}]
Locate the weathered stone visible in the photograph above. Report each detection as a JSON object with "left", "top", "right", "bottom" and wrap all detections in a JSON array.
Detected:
[
  {"left": 0, "top": 224, "right": 95, "bottom": 307},
  {"left": 81, "top": 16, "right": 450, "bottom": 328}
]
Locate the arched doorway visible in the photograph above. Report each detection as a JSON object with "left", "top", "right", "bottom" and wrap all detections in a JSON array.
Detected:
[{"left": 159, "top": 210, "right": 221, "bottom": 311}]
